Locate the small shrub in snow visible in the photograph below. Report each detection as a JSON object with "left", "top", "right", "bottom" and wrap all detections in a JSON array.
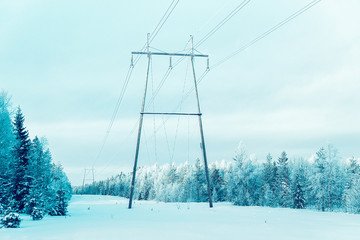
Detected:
[
  {"left": 49, "top": 190, "right": 68, "bottom": 216},
  {"left": 25, "top": 198, "right": 37, "bottom": 215},
  {"left": 31, "top": 207, "right": 44, "bottom": 220},
  {"left": 1, "top": 209, "right": 21, "bottom": 228}
]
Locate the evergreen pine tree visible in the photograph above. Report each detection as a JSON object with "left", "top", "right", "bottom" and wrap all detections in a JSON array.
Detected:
[
  {"left": 177, "top": 162, "right": 192, "bottom": 202},
  {"left": 311, "top": 147, "right": 328, "bottom": 211},
  {"left": 193, "top": 158, "right": 207, "bottom": 202},
  {"left": 48, "top": 163, "right": 72, "bottom": 216},
  {"left": 27, "top": 137, "right": 54, "bottom": 214},
  {"left": 293, "top": 170, "right": 306, "bottom": 209},
  {"left": 311, "top": 146, "right": 344, "bottom": 212},
  {"left": 232, "top": 151, "right": 260, "bottom": 206},
  {"left": 225, "top": 164, "right": 236, "bottom": 203},
  {"left": 261, "top": 153, "right": 274, "bottom": 206},
  {"left": 262, "top": 154, "right": 273, "bottom": 185},
  {"left": 270, "top": 161, "right": 280, "bottom": 206},
  {"left": 210, "top": 167, "right": 226, "bottom": 202},
  {"left": 0, "top": 95, "right": 72, "bottom": 218},
  {"left": 277, "top": 151, "right": 292, "bottom": 207},
  {"left": 12, "top": 107, "right": 32, "bottom": 212},
  {"left": 344, "top": 157, "right": 360, "bottom": 213},
  {"left": 0, "top": 93, "right": 15, "bottom": 208}
]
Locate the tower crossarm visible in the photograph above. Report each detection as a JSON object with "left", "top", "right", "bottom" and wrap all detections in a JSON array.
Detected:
[
  {"left": 141, "top": 112, "right": 201, "bottom": 116},
  {"left": 132, "top": 51, "right": 208, "bottom": 58}
]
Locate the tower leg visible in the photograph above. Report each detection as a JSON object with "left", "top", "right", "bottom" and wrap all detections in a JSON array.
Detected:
[
  {"left": 191, "top": 53, "right": 213, "bottom": 208},
  {"left": 128, "top": 114, "right": 145, "bottom": 209},
  {"left": 128, "top": 52, "right": 151, "bottom": 209}
]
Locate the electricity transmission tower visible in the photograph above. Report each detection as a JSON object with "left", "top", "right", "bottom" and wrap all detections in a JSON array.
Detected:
[
  {"left": 128, "top": 34, "right": 213, "bottom": 208},
  {"left": 82, "top": 168, "right": 95, "bottom": 189}
]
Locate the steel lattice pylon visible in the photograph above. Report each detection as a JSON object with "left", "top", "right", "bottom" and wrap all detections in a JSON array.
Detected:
[{"left": 128, "top": 34, "right": 213, "bottom": 208}]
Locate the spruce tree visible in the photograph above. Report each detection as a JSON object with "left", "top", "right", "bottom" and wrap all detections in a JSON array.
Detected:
[
  {"left": 27, "top": 137, "right": 54, "bottom": 213},
  {"left": 343, "top": 157, "right": 360, "bottom": 213},
  {"left": 0, "top": 93, "right": 15, "bottom": 208},
  {"left": 313, "top": 148, "right": 328, "bottom": 211},
  {"left": 270, "top": 161, "right": 280, "bottom": 206},
  {"left": 0, "top": 96, "right": 72, "bottom": 217},
  {"left": 193, "top": 158, "right": 207, "bottom": 202},
  {"left": 12, "top": 107, "right": 32, "bottom": 212},
  {"left": 311, "top": 146, "right": 344, "bottom": 212},
  {"left": 277, "top": 151, "right": 292, "bottom": 207},
  {"left": 293, "top": 170, "right": 306, "bottom": 209},
  {"left": 261, "top": 153, "right": 274, "bottom": 206},
  {"left": 262, "top": 154, "right": 273, "bottom": 185},
  {"left": 48, "top": 163, "right": 72, "bottom": 216},
  {"left": 210, "top": 168, "right": 226, "bottom": 202},
  {"left": 178, "top": 163, "right": 192, "bottom": 202}
]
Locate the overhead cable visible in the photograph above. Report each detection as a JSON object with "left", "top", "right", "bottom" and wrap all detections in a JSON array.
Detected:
[
  {"left": 212, "top": 0, "right": 322, "bottom": 69},
  {"left": 153, "top": 0, "right": 322, "bottom": 137},
  {"left": 92, "top": 65, "right": 134, "bottom": 168},
  {"left": 92, "top": 0, "right": 180, "bottom": 169},
  {"left": 194, "top": 0, "right": 251, "bottom": 48}
]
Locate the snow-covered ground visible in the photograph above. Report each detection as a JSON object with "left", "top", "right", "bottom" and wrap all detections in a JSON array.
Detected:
[{"left": 1, "top": 195, "right": 360, "bottom": 240}]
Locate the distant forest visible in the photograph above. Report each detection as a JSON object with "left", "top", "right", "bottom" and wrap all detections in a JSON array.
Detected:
[
  {"left": 0, "top": 92, "right": 72, "bottom": 221},
  {"left": 77, "top": 145, "right": 360, "bottom": 214}
]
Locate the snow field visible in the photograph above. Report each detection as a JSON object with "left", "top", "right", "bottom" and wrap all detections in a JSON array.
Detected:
[{"left": 1, "top": 195, "right": 360, "bottom": 240}]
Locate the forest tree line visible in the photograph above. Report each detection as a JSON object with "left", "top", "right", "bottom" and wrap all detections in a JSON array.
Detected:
[
  {"left": 0, "top": 92, "right": 72, "bottom": 222},
  {"left": 77, "top": 145, "right": 360, "bottom": 214}
]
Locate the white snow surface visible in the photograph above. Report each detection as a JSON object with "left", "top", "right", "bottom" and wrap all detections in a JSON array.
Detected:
[{"left": 1, "top": 195, "right": 360, "bottom": 240}]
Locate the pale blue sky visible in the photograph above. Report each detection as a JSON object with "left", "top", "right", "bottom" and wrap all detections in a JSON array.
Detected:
[{"left": 1, "top": 0, "right": 359, "bottom": 185}]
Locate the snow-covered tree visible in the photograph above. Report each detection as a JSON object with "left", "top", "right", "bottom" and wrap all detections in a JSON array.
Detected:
[
  {"left": 311, "top": 147, "right": 328, "bottom": 211},
  {"left": 292, "top": 167, "right": 306, "bottom": 209},
  {"left": 12, "top": 107, "right": 33, "bottom": 213},
  {"left": 210, "top": 165, "right": 226, "bottom": 202},
  {"left": 0, "top": 92, "right": 15, "bottom": 209},
  {"left": 76, "top": 146, "right": 357, "bottom": 215},
  {"left": 311, "top": 146, "right": 344, "bottom": 212},
  {"left": 0, "top": 93, "right": 72, "bottom": 219},
  {"left": 343, "top": 157, "right": 360, "bottom": 213},
  {"left": 48, "top": 163, "right": 72, "bottom": 216},
  {"left": 231, "top": 149, "right": 261, "bottom": 206},
  {"left": 31, "top": 207, "right": 44, "bottom": 220},
  {"left": 277, "top": 151, "right": 292, "bottom": 208},
  {"left": 261, "top": 153, "right": 278, "bottom": 207},
  {"left": 25, "top": 137, "right": 50, "bottom": 212},
  {"left": 192, "top": 159, "right": 207, "bottom": 202},
  {"left": 1, "top": 208, "right": 21, "bottom": 228}
]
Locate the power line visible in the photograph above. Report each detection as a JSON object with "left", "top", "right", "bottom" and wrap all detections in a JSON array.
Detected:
[
  {"left": 133, "top": 0, "right": 180, "bottom": 67},
  {"left": 194, "top": 0, "right": 251, "bottom": 48},
  {"left": 99, "top": 56, "right": 191, "bottom": 173},
  {"left": 151, "top": 0, "right": 322, "bottom": 137},
  {"left": 92, "top": 0, "right": 180, "bottom": 169},
  {"left": 189, "top": 0, "right": 322, "bottom": 101},
  {"left": 137, "top": 0, "right": 242, "bottom": 111},
  {"left": 170, "top": 58, "right": 190, "bottom": 161},
  {"left": 145, "top": 67, "right": 172, "bottom": 111},
  {"left": 144, "top": 37, "right": 193, "bottom": 111},
  {"left": 150, "top": 59, "right": 159, "bottom": 163},
  {"left": 149, "top": 0, "right": 180, "bottom": 44},
  {"left": 193, "top": 0, "right": 235, "bottom": 38},
  {"left": 95, "top": 118, "right": 140, "bottom": 177},
  {"left": 92, "top": 65, "right": 134, "bottom": 168},
  {"left": 93, "top": 0, "right": 321, "bottom": 179},
  {"left": 212, "top": 0, "right": 322, "bottom": 69}
]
